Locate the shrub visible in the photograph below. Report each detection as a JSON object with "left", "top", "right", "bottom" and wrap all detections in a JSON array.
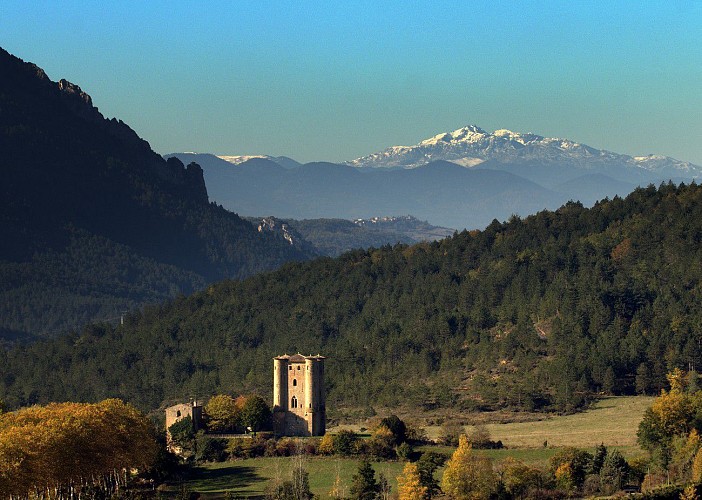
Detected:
[
  {"left": 368, "top": 426, "right": 396, "bottom": 459},
  {"left": 396, "top": 442, "right": 413, "bottom": 462},
  {"left": 379, "top": 415, "right": 407, "bottom": 445},
  {"left": 195, "top": 434, "right": 227, "bottom": 462},
  {"left": 438, "top": 422, "right": 464, "bottom": 446},
  {"left": 333, "top": 429, "right": 359, "bottom": 456}
]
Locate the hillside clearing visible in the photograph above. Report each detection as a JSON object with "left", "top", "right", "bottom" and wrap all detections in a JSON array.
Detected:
[{"left": 426, "top": 395, "right": 654, "bottom": 449}]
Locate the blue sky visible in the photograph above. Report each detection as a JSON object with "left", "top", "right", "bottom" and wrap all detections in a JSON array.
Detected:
[{"left": 2, "top": 1, "right": 701, "bottom": 164}]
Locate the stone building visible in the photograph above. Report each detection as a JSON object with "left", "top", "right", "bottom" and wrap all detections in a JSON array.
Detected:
[
  {"left": 272, "top": 353, "right": 326, "bottom": 436},
  {"left": 164, "top": 400, "right": 202, "bottom": 445}
]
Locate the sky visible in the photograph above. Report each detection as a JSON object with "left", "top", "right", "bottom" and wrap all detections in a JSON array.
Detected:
[{"left": 2, "top": 1, "right": 702, "bottom": 165}]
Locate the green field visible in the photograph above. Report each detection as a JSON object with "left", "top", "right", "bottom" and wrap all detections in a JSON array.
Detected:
[
  {"left": 168, "top": 396, "right": 654, "bottom": 497},
  {"left": 168, "top": 457, "right": 405, "bottom": 498}
]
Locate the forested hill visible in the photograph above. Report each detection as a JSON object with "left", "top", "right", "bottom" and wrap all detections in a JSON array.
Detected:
[
  {"left": 0, "top": 47, "right": 313, "bottom": 339},
  {"left": 3, "top": 183, "right": 701, "bottom": 413}
]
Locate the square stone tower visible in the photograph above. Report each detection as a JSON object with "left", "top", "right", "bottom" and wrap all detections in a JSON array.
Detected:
[{"left": 273, "top": 353, "right": 326, "bottom": 436}]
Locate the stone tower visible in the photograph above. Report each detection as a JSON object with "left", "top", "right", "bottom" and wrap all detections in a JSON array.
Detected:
[{"left": 273, "top": 353, "right": 326, "bottom": 436}]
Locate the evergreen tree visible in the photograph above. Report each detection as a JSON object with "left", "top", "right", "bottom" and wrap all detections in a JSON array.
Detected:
[
  {"left": 350, "top": 460, "right": 380, "bottom": 500},
  {"left": 589, "top": 443, "right": 607, "bottom": 475},
  {"left": 636, "top": 363, "right": 652, "bottom": 395},
  {"left": 599, "top": 449, "right": 630, "bottom": 494}
]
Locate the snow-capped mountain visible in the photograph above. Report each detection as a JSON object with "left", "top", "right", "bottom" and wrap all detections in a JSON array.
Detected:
[
  {"left": 217, "top": 155, "right": 300, "bottom": 169},
  {"left": 348, "top": 125, "right": 701, "bottom": 179}
]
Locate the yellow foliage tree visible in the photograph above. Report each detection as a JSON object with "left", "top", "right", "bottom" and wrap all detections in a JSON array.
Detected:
[
  {"left": 671, "top": 429, "right": 701, "bottom": 482},
  {"left": 692, "top": 447, "right": 702, "bottom": 483},
  {"left": 397, "top": 462, "right": 427, "bottom": 500},
  {"left": 680, "top": 484, "right": 699, "bottom": 500},
  {"left": 0, "top": 399, "right": 157, "bottom": 497},
  {"left": 441, "top": 434, "right": 495, "bottom": 500},
  {"left": 319, "top": 433, "right": 335, "bottom": 455},
  {"left": 554, "top": 462, "right": 575, "bottom": 491},
  {"left": 205, "top": 394, "right": 241, "bottom": 432},
  {"left": 501, "top": 456, "right": 544, "bottom": 498},
  {"left": 650, "top": 389, "right": 694, "bottom": 437},
  {"left": 668, "top": 367, "right": 687, "bottom": 394}
]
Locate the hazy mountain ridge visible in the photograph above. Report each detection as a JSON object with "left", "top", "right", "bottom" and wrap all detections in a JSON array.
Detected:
[
  {"left": 0, "top": 47, "right": 314, "bottom": 339},
  {"left": 167, "top": 153, "right": 564, "bottom": 230},
  {"left": 216, "top": 155, "right": 301, "bottom": 169},
  {"left": 176, "top": 126, "right": 701, "bottom": 231},
  {"left": 248, "top": 215, "right": 454, "bottom": 257}
]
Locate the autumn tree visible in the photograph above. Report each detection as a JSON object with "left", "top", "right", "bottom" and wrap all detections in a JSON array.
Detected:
[
  {"left": 0, "top": 399, "right": 157, "bottom": 498},
  {"left": 205, "top": 394, "right": 241, "bottom": 432},
  {"left": 548, "top": 447, "right": 592, "bottom": 491},
  {"left": 637, "top": 376, "right": 697, "bottom": 457},
  {"left": 692, "top": 447, "right": 702, "bottom": 483},
  {"left": 397, "top": 462, "right": 427, "bottom": 500},
  {"left": 440, "top": 434, "right": 496, "bottom": 500},
  {"left": 670, "top": 429, "right": 701, "bottom": 483},
  {"left": 500, "top": 457, "right": 546, "bottom": 499}
]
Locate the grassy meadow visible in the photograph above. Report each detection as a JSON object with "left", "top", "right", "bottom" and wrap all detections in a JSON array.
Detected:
[
  {"left": 168, "top": 396, "right": 654, "bottom": 497},
  {"left": 426, "top": 395, "right": 655, "bottom": 449}
]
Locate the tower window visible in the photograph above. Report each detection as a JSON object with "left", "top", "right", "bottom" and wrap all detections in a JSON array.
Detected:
[
  {"left": 293, "top": 379, "right": 297, "bottom": 386},
  {"left": 289, "top": 366, "right": 292, "bottom": 370},
  {"left": 297, "top": 366, "right": 300, "bottom": 370},
  {"left": 291, "top": 396, "right": 298, "bottom": 408}
]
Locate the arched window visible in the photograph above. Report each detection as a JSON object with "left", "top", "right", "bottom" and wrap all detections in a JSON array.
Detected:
[
  {"left": 291, "top": 396, "right": 298, "bottom": 408},
  {"left": 176, "top": 410, "right": 181, "bottom": 417},
  {"left": 292, "top": 379, "right": 297, "bottom": 386}
]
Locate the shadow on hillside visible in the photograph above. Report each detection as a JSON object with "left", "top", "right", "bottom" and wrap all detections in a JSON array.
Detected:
[{"left": 188, "top": 465, "right": 265, "bottom": 492}]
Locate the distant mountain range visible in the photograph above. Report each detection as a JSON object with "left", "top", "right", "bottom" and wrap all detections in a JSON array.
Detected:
[
  {"left": 174, "top": 126, "right": 701, "bottom": 230},
  {"left": 349, "top": 125, "right": 701, "bottom": 179},
  {"left": 167, "top": 153, "right": 561, "bottom": 230},
  {"left": 0, "top": 47, "right": 313, "bottom": 339}
]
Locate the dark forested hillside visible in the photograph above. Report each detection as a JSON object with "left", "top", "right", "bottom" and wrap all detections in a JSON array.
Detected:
[
  {"left": 0, "top": 47, "right": 313, "bottom": 338},
  {"left": 3, "top": 183, "right": 701, "bottom": 414}
]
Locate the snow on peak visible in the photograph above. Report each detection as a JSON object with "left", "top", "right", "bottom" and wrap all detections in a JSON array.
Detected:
[
  {"left": 419, "top": 125, "right": 488, "bottom": 146},
  {"left": 347, "top": 124, "right": 702, "bottom": 176},
  {"left": 218, "top": 155, "right": 270, "bottom": 165}
]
